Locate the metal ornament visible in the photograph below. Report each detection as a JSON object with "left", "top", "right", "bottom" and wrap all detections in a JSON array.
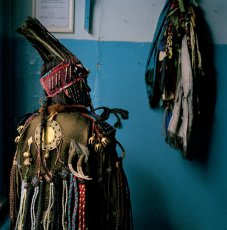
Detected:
[
  {"left": 23, "top": 136, "right": 33, "bottom": 166},
  {"left": 35, "top": 120, "right": 62, "bottom": 151}
]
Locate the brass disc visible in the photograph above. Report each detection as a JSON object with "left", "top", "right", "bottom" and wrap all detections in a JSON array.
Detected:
[{"left": 35, "top": 120, "right": 62, "bottom": 151}]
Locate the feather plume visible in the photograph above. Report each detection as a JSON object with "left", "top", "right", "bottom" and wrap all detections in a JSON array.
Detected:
[{"left": 16, "top": 17, "right": 79, "bottom": 63}]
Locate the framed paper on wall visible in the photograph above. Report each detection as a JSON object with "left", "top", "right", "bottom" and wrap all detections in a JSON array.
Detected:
[{"left": 32, "top": 0, "right": 74, "bottom": 33}]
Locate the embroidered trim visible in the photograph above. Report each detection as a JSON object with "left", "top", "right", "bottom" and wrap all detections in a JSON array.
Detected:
[{"left": 40, "top": 61, "right": 89, "bottom": 97}]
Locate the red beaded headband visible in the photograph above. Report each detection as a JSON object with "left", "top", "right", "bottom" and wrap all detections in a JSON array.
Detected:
[{"left": 40, "top": 61, "right": 89, "bottom": 97}]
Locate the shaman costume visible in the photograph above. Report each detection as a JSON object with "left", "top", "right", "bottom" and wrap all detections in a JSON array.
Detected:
[
  {"left": 10, "top": 17, "right": 132, "bottom": 230},
  {"left": 145, "top": 0, "right": 204, "bottom": 159}
]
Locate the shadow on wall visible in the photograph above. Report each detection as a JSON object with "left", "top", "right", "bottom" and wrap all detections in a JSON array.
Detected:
[
  {"left": 190, "top": 6, "right": 217, "bottom": 166},
  {"left": 0, "top": 0, "right": 15, "bottom": 198},
  {"left": 130, "top": 164, "right": 175, "bottom": 230},
  {"left": 0, "top": 0, "right": 16, "bottom": 222},
  {"left": 0, "top": 34, "right": 15, "bottom": 225}
]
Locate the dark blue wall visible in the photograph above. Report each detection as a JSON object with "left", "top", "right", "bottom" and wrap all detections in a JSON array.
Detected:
[
  {"left": 0, "top": 0, "right": 3, "bottom": 196},
  {"left": 12, "top": 39, "right": 227, "bottom": 230},
  {"left": 0, "top": 0, "right": 15, "bottom": 197}
]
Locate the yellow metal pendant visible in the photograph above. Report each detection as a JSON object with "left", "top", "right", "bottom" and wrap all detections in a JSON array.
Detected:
[{"left": 35, "top": 120, "right": 62, "bottom": 151}]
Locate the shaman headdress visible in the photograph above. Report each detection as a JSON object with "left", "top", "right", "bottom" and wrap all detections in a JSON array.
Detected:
[{"left": 17, "top": 17, "right": 92, "bottom": 107}]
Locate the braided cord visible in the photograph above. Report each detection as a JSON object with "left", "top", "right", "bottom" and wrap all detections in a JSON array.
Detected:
[
  {"left": 68, "top": 173, "right": 74, "bottom": 229},
  {"left": 51, "top": 177, "right": 61, "bottom": 230},
  {"left": 78, "top": 183, "right": 86, "bottom": 230},
  {"left": 116, "top": 165, "right": 123, "bottom": 229},
  {"left": 43, "top": 182, "right": 54, "bottom": 230},
  {"left": 72, "top": 177, "right": 79, "bottom": 230},
  {"left": 15, "top": 181, "right": 27, "bottom": 230},
  {"left": 121, "top": 166, "right": 133, "bottom": 230},
  {"left": 9, "top": 161, "right": 19, "bottom": 227},
  {"left": 35, "top": 180, "right": 44, "bottom": 230},
  {"left": 22, "top": 186, "right": 34, "bottom": 230},
  {"left": 30, "top": 186, "right": 39, "bottom": 230},
  {"left": 62, "top": 180, "right": 68, "bottom": 230},
  {"left": 68, "top": 174, "right": 79, "bottom": 230},
  {"left": 116, "top": 160, "right": 132, "bottom": 230}
]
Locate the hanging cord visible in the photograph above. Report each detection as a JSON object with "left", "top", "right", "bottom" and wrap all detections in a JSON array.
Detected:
[
  {"left": 72, "top": 177, "right": 78, "bottom": 230},
  {"left": 43, "top": 182, "right": 54, "bottom": 230},
  {"left": 116, "top": 140, "right": 133, "bottom": 229},
  {"left": 22, "top": 186, "right": 34, "bottom": 230},
  {"left": 78, "top": 182, "right": 86, "bottom": 230},
  {"left": 68, "top": 174, "right": 79, "bottom": 230},
  {"left": 92, "top": 107, "right": 129, "bottom": 128},
  {"left": 9, "top": 152, "right": 20, "bottom": 229},
  {"left": 120, "top": 161, "right": 133, "bottom": 230},
  {"left": 34, "top": 180, "right": 44, "bottom": 230},
  {"left": 68, "top": 174, "right": 73, "bottom": 229},
  {"left": 51, "top": 176, "right": 62, "bottom": 230},
  {"left": 115, "top": 161, "right": 124, "bottom": 229},
  {"left": 15, "top": 181, "right": 27, "bottom": 230},
  {"left": 30, "top": 186, "right": 39, "bottom": 230},
  {"left": 115, "top": 158, "right": 133, "bottom": 230},
  {"left": 62, "top": 180, "right": 68, "bottom": 230},
  {"left": 105, "top": 150, "right": 117, "bottom": 226}
]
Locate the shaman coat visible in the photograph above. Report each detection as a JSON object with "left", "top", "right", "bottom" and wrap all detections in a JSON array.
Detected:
[{"left": 10, "top": 105, "right": 131, "bottom": 230}]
